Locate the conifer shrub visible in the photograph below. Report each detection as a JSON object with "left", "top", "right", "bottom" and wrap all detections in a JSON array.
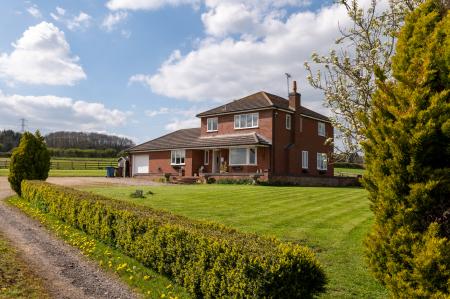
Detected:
[
  {"left": 8, "top": 131, "right": 50, "bottom": 195},
  {"left": 21, "top": 180, "right": 326, "bottom": 298},
  {"left": 362, "top": 1, "right": 449, "bottom": 297}
]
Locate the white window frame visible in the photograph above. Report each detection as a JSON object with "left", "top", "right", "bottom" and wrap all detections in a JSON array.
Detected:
[
  {"left": 171, "top": 150, "right": 186, "bottom": 166},
  {"left": 207, "top": 117, "right": 218, "bottom": 132},
  {"left": 234, "top": 113, "right": 259, "bottom": 129},
  {"left": 286, "top": 114, "right": 291, "bottom": 130},
  {"left": 229, "top": 147, "right": 258, "bottom": 166},
  {"left": 317, "top": 153, "right": 327, "bottom": 171},
  {"left": 204, "top": 150, "right": 209, "bottom": 165},
  {"left": 318, "top": 122, "right": 326, "bottom": 137},
  {"left": 302, "top": 151, "right": 308, "bottom": 169}
]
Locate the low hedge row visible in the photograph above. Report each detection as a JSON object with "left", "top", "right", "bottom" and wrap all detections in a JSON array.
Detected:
[{"left": 21, "top": 180, "right": 326, "bottom": 298}]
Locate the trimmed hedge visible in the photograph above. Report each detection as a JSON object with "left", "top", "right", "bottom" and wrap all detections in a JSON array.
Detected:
[{"left": 21, "top": 180, "right": 326, "bottom": 298}]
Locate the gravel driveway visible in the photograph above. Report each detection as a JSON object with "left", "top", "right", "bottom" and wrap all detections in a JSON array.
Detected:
[{"left": 0, "top": 177, "right": 140, "bottom": 299}]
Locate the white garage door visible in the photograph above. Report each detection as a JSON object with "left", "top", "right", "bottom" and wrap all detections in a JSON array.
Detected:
[{"left": 133, "top": 154, "right": 149, "bottom": 175}]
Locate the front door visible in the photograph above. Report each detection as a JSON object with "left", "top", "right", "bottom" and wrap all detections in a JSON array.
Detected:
[{"left": 212, "top": 149, "right": 220, "bottom": 173}]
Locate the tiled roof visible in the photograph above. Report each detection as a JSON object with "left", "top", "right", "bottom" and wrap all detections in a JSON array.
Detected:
[
  {"left": 128, "top": 128, "right": 271, "bottom": 153},
  {"left": 196, "top": 91, "right": 330, "bottom": 122}
]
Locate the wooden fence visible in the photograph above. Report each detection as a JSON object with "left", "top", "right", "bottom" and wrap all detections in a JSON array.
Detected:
[{"left": 0, "top": 159, "right": 116, "bottom": 170}]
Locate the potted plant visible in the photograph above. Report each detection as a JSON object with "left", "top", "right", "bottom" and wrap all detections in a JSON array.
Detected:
[{"left": 220, "top": 161, "right": 228, "bottom": 173}]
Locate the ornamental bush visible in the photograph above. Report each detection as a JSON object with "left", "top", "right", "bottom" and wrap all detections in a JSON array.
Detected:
[
  {"left": 362, "top": 1, "right": 449, "bottom": 297},
  {"left": 8, "top": 131, "right": 50, "bottom": 195},
  {"left": 21, "top": 180, "right": 326, "bottom": 298}
]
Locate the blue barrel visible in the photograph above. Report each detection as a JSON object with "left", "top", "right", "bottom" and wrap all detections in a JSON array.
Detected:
[{"left": 106, "top": 166, "right": 115, "bottom": 177}]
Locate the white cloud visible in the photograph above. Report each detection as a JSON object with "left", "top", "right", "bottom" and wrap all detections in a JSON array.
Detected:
[
  {"left": 106, "top": 0, "right": 200, "bottom": 11},
  {"left": 129, "top": 74, "right": 151, "bottom": 86},
  {"left": 165, "top": 117, "right": 199, "bottom": 131},
  {"left": 145, "top": 107, "right": 170, "bottom": 117},
  {"left": 51, "top": 7, "right": 91, "bottom": 31},
  {"left": 0, "top": 90, "right": 129, "bottom": 132},
  {"left": 125, "top": 0, "right": 352, "bottom": 118},
  {"left": 144, "top": 106, "right": 205, "bottom": 131},
  {"left": 0, "top": 22, "right": 86, "bottom": 86},
  {"left": 101, "top": 11, "right": 128, "bottom": 32},
  {"left": 56, "top": 6, "right": 66, "bottom": 16},
  {"left": 67, "top": 12, "right": 92, "bottom": 31},
  {"left": 26, "top": 4, "right": 42, "bottom": 18}
]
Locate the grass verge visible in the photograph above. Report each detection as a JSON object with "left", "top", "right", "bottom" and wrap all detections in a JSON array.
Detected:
[
  {"left": 7, "top": 196, "right": 190, "bottom": 299},
  {"left": 0, "top": 232, "right": 48, "bottom": 298},
  {"left": 87, "top": 184, "right": 387, "bottom": 299}
]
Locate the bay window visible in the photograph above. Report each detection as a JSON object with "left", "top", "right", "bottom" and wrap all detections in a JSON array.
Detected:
[
  {"left": 171, "top": 150, "right": 185, "bottom": 165},
  {"left": 229, "top": 147, "right": 257, "bottom": 165},
  {"left": 234, "top": 113, "right": 259, "bottom": 129}
]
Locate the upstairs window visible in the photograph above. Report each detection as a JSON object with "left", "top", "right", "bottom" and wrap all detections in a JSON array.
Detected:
[
  {"left": 286, "top": 114, "right": 291, "bottom": 130},
  {"left": 318, "top": 122, "right": 326, "bottom": 136},
  {"left": 171, "top": 150, "right": 185, "bottom": 165},
  {"left": 207, "top": 117, "right": 218, "bottom": 132},
  {"left": 234, "top": 113, "right": 259, "bottom": 129},
  {"left": 317, "top": 153, "right": 327, "bottom": 170}
]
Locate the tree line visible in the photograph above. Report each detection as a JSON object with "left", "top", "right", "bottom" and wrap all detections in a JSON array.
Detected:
[{"left": 0, "top": 130, "right": 135, "bottom": 157}]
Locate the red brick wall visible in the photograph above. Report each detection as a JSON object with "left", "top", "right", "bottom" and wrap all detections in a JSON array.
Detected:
[
  {"left": 200, "top": 109, "right": 273, "bottom": 139},
  {"left": 148, "top": 151, "right": 178, "bottom": 175},
  {"left": 271, "top": 110, "right": 293, "bottom": 175},
  {"left": 270, "top": 110, "right": 334, "bottom": 177},
  {"left": 286, "top": 115, "right": 334, "bottom": 176}
]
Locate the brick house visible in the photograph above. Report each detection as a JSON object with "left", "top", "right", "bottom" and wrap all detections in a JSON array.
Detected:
[{"left": 127, "top": 82, "right": 333, "bottom": 180}]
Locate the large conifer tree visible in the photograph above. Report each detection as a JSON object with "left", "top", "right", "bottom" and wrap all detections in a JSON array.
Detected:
[
  {"left": 8, "top": 131, "right": 50, "bottom": 195},
  {"left": 363, "top": 0, "right": 449, "bottom": 297}
]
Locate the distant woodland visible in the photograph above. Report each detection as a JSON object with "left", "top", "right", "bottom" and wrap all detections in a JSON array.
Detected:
[{"left": 0, "top": 130, "right": 135, "bottom": 157}]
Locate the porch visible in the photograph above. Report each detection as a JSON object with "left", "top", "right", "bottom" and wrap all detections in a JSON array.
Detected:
[{"left": 188, "top": 147, "right": 270, "bottom": 178}]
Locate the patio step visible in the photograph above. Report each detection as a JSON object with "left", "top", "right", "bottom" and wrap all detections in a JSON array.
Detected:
[{"left": 172, "top": 177, "right": 199, "bottom": 184}]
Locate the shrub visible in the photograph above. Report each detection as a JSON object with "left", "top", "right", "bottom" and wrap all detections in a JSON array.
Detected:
[
  {"left": 362, "top": 1, "right": 450, "bottom": 297},
  {"left": 8, "top": 131, "right": 50, "bottom": 195},
  {"left": 206, "top": 177, "right": 216, "bottom": 184},
  {"left": 21, "top": 180, "right": 326, "bottom": 298},
  {"left": 216, "top": 178, "right": 253, "bottom": 185}
]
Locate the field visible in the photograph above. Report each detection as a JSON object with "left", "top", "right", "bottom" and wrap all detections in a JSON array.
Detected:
[
  {"left": 0, "top": 157, "right": 116, "bottom": 170},
  {"left": 334, "top": 167, "right": 365, "bottom": 176},
  {"left": 87, "top": 184, "right": 387, "bottom": 299},
  {"left": 0, "top": 169, "right": 105, "bottom": 177},
  {"left": 0, "top": 233, "right": 48, "bottom": 298}
]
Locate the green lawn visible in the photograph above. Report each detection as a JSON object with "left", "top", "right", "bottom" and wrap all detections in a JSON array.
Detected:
[
  {"left": 87, "top": 184, "right": 387, "bottom": 299},
  {"left": 334, "top": 167, "right": 366, "bottom": 176},
  {"left": 0, "top": 169, "right": 105, "bottom": 177}
]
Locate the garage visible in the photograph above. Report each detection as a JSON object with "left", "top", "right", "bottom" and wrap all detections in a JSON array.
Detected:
[{"left": 132, "top": 154, "right": 149, "bottom": 176}]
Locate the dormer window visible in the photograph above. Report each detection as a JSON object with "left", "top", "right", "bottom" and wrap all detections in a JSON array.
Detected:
[
  {"left": 207, "top": 117, "right": 218, "bottom": 132},
  {"left": 234, "top": 113, "right": 258, "bottom": 129},
  {"left": 318, "top": 122, "right": 326, "bottom": 137}
]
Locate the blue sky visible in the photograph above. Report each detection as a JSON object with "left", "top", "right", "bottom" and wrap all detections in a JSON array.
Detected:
[{"left": 0, "top": 0, "right": 349, "bottom": 143}]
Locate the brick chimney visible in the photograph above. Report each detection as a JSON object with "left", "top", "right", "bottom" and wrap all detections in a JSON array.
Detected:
[{"left": 289, "top": 80, "right": 301, "bottom": 110}]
